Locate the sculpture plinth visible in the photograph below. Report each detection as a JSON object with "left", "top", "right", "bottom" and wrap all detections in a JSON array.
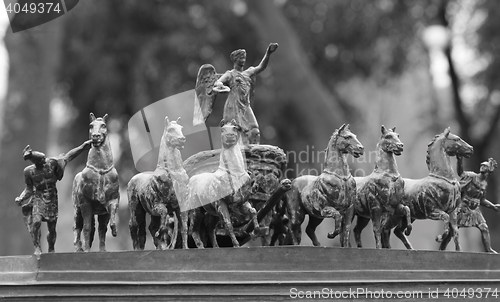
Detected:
[{"left": 1, "top": 247, "right": 499, "bottom": 301}]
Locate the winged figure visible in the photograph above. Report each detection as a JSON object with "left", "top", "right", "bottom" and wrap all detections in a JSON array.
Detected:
[{"left": 194, "top": 43, "right": 279, "bottom": 145}]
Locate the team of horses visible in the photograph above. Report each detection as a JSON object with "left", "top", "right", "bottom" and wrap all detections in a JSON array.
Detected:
[{"left": 75, "top": 113, "right": 476, "bottom": 252}]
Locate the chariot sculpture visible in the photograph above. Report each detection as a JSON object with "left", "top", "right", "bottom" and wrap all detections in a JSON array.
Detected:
[{"left": 13, "top": 42, "right": 500, "bottom": 255}]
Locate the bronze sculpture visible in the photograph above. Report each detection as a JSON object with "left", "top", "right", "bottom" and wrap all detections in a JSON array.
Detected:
[
  {"left": 285, "top": 124, "right": 364, "bottom": 247},
  {"left": 72, "top": 113, "right": 120, "bottom": 252},
  {"left": 183, "top": 140, "right": 291, "bottom": 248},
  {"left": 187, "top": 120, "right": 263, "bottom": 247},
  {"left": 194, "top": 43, "right": 279, "bottom": 145},
  {"left": 382, "top": 128, "right": 473, "bottom": 251},
  {"left": 437, "top": 157, "right": 500, "bottom": 253},
  {"left": 128, "top": 116, "right": 189, "bottom": 250},
  {"left": 15, "top": 142, "right": 91, "bottom": 255},
  {"left": 352, "top": 126, "right": 410, "bottom": 248}
]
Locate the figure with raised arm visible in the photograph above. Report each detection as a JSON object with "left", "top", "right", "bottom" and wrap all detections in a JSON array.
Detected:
[
  {"left": 195, "top": 43, "right": 278, "bottom": 145},
  {"left": 15, "top": 141, "right": 91, "bottom": 256},
  {"left": 440, "top": 157, "right": 500, "bottom": 253}
]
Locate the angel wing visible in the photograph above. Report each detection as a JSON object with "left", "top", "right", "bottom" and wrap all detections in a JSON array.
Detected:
[{"left": 193, "top": 64, "right": 221, "bottom": 126}]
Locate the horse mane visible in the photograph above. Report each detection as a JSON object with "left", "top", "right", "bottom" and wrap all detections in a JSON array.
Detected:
[
  {"left": 324, "top": 129, "right": 340, "bottom": 162},
  {"left": 426, "top": 134, "right": 441, "bottom": 169}
]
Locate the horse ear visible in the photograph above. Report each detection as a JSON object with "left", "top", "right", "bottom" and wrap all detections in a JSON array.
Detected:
[
  {"left": 176, "top": 117, "right": 182, "bottom": 124},
  {"left": 392, "top": 126, "right": 396, "bottom": 132},
  {"left": 339, "top": 123, "right": 346, "bottom": 132},
  {"left": 444, "top": 127, "right": 451, "bottom": 137},
  {"left": 165, "top": 116, "right": 170, "bottom": 126},
  {"left": 102, "top": 114, "right": 109, "bottom": 123},
  {"left": 381, "top": 125, "right": 387, "bottom": 134},
  {"left": 89, "top": 113, "right": 96, "bottom": 122},
  {"left": 219, "top": 119, "right": 226, "bottom": 127}
]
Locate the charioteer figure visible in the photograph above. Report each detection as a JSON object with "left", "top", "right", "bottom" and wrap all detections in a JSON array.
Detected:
[
  {"left": 15, "top": 141, "right": 91, "bottom": 255},
  {"left": 455, "top": 157, "right": 500, "bottom": 253}
]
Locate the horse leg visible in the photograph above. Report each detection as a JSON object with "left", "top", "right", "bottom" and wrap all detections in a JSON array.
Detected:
[
  {"left": 177, "top": 209, "right": 189, "bottom": 249},
  {"left": 217, "top": 201, "right": 240, "bottom": 247},
  {"left": 80, "top": 203, "right": 94, "bottom": 252},
  {"left": 242, "top": 201, "right": 262, "bottom": 237},
  {"left": 478, "top": 223, "right": 497, "bottom": 253},
  {"left": 73, "top": 208, "right": 83, "bottom": 252},
  {"left": 340, "top": 205, "right": 354, "bottom": 247},
  {"left": 450, "top": 210, "right": 461, "bottom": 251},
  {"left": 47, "top": 219, "right": 57, "bottom": 253},
  {"left": 305, "top": 216, "right": 324, "bottom": 246},
  {"left": 30, "top": 214, "right": 42, "bottom": 256},
  {"left": 428, "top": 209, "right": 450, "bottom": 244},
  {"left": 353, "top": 216, "right": 370, "bottom": 248},
  {"left": 394, "top": 220, "right": 414, "bottom": 250},
  {"left": 370, "top": 205, "right": 383, "bottom": 249},
  {"left": 166, "top": 212, "right": 179, "bottom": 249},
  {"left": 401, "top": 205, "right": 412, "bottom": 236},
  {"left": 146, "top": 215, "right": 159, "bottom": 249},
  {"left": 97, "top": 214, "right": 110, "bottom": 252},
  {"left": 381, "top": 215, "right": 398, "bottom": 249},
  {"left": 154, "top": 204, "right": 170, "bottom": 250},
  {"left": 189, "top": 209, "right": 205, "bottom": 249},
  {"left": 326, "top": 208, "right": 342, "bottom": 240},
  {"left": 206, "top": 214, "right": 219, "bottom": 248},
  {"left": 108, "top": 198, "right": 119, "bottom": 237},
  {"left": 285, "top": 190, "right": 305, "bottom": 245}
]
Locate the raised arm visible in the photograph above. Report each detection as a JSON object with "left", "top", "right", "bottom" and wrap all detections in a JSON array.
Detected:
[
  {"left": 481, "top": 198, "right": 500, "bottom": 212},
  {"left": 15, "top": 169, "right": 34, "bottom": 206},
  {"left": 62, "top": 140, "right": 92, "bottom": 163},
  {"left": 248, "top": 43, "right": 279, "bottom": 76}
]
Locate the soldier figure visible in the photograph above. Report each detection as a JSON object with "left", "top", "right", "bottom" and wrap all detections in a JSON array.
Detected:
[
  {"left": 456, "top": 156, "right": 500, "bottom": 253},
  {"left": 15, "top": 141, "right": 91, "bottom": 255}
]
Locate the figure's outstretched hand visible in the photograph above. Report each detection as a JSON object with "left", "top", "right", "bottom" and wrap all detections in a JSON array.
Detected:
[
  {"left": 494, "top": 204, "right": 500, "bottom": 212},
  {"left": 267, "top": 43, "right": 279, "bottom": 54},
  {"left": 83, "top": 139, "right": 93, "bottom": 150}
]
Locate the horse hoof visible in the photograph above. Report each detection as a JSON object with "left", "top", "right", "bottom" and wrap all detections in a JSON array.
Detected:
[
  {"left": 75, "top": 247, "right": 84, "bottom": 253},
  {"left": 34, "top": 248, "right": 42, "bottom": 257},
  {"left": 404, "top": 225, "right": 412, "bottom": 236},
  {"left": 327, "top": 231, "right": 339, "bottom": 239},
  {"left": 435, "top": 235, "right": 443, "bottom": 242}
]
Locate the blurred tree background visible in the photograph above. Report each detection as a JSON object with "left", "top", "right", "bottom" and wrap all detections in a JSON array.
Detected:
[{"left": 1, "top": 0, "right": 500, "bottom": 255}]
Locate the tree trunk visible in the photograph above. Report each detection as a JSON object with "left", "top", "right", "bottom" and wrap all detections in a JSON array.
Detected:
[{"left": 245, "top": 0, "right": 345, "bottom": 150}]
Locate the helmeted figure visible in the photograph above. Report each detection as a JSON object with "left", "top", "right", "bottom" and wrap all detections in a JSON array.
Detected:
[
  {"left": 440, "top": 157, "right": 500, "bottom": 253},
  {"left": 15, "top": 142, "right": 91, "bottom": 255}
]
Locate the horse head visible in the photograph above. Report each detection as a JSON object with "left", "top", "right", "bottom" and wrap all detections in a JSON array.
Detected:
[
  {"left": 331, "top": 123, "right": 364, "bottom": 158},
  {"left": 89, "top": 113, "right": 109, "bottom": 147},
  {"left": 380, "top": 125, "right": 404, "bottom": 156},
  {"left": 441, "top": 127, "right": 473, "bottom": 158},
  {"left": 164, "top": 116, "right": 186, "bottom": 149},
  {"left": 220, "top": 119, "right": 241, "bottom": 149}
]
